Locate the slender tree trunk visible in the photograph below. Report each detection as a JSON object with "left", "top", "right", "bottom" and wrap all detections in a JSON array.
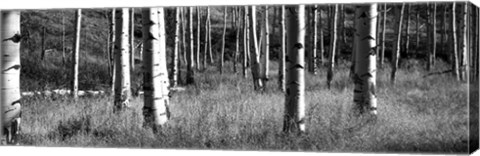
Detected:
[
  {"left": 415, "top": 5, "right": 420, "bottom": 54},
  {"left": 260, "top": 6, "right": 270, "bottom": 89},
  {"left": 432, "top": 3, "right": 437, "bottom": 66},
  {"left": 381, "top": 3, "right": 387, "bottom": 67},
  {"left": 130, "top": 8, "right": 135, "bottom": 70},
  {"left": 375, "top": 5, "right": 381, "bottom": 58},
  {"left": 427, "top": 3, "right": 432, "bottom": 71},
  {"left": 1, "top": 11, "right": 22, "bottom": 145},
  {"left": 113, "top": 8, "right": 132, "bottom": 112},
  {"left": 234, "top": 7, "right": 240, "bottom": 73},
  {"left": 452, "top": 2, "right": 460, "bottom": 80},
  {"left": 310, "top": 5, "right": 318, "bottom": 75},
  {"left": 72, "top": 9, "right": 82, "bottom": 99},
  {"left": 196, "top": 6, "right": 201, "bottom": 70},
  {"left": 142, "top": 8, "right": 170, "bottom": 131},
  {"left": 109, "top": 9, "right": 116, "bottom": 95},
  {"left": 319, "top": 7, "right": 325, "bottom": 66},
  {"left": 181, "top": 8, "right": 187, "bottom": 65},
  {"left": 249, "top": 6, "right": 263, "bottom": 90},
  {"left": 171, "top": 7, "right": 181, "bottom": 87},
  {"left": 186, "top": 7, "right": 195, "bottom": 84},
  {"left": 461, "top": 2, "right": 468, "bottom": 81},
  {"left": 207, "top": 7, "right": 213, "bottom": 64},
  {"left": 243, "top": 7, "right": 248, "bottom": 78},
  {"left": 62, "top": 11, "right": 66, "bottom": 65},
  {"left": 246, "top": 7, "right": 251, "bottom": 68},
  {"left": 327, "top": 4, "right": 338, "bottom": 89},
  {"left": 405, "top": 4, "right": 411, "bottom": 57},
  {"left": 279, "top": 5, "right": 286, "bottom": 92},
  {"left": 203, "top": 7, "right": 208, "bottom": 70},
  {"left": 390, "top": 4, "right": 405, "bottom": 84},
  {"left": 353, "top": 4, "right": 378, "bottom": 116},
  {"left": 283, "top": 5, "right": 306, "bottom": 133},
  {"left": 220, "top": 7, "right": 227, "bottom": 74},
  {"left": 41, "top": 26, "right": 46, "bottom": 60},
  {"left": 441, "top": 4, "right": 446, "bottom": 56}
]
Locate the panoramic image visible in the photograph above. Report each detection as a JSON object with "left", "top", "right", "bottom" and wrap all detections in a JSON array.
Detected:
[{"left": 1, "top": 1, "right": 479, "bottom": 155}]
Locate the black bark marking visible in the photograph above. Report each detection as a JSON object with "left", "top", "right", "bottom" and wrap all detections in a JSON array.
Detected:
[
  {"left": 294, "top": 43, "right": 303, "bottom": 49},
  {"left": 359, "top": 12, "right": 368, "bottom": 18},
  {"left": 2, "top": 33, "right": 23, "bottom": 43},
  {"left": 3, "top": 64, "right": 21, "bottom": 72},
  {"left": 293, "top": 64, "right": 304, "bottom": 69},
  {"left": 11, "top": 99, "right": 21, "bottom": 106},
  {"left": 362, "top": 35, "right": 375, "bottom": 41}
]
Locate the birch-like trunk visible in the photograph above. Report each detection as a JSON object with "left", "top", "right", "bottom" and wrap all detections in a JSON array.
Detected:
[
  {"left": 319, "top": 6, "right": 325, "bottom": 66},
  {"left": 142, "top": 8, "right": 170, "bottom": 130},
  {"left": 171, "top": 7, "right": 181, "bottom": 87},
  {"left": 249, "top": 6, "right": 263, "bottom": 90},
  {"left": 196, "top": 7, "right": 201, "bottom": 70},
  {"left": 1, "top": 11, "right": 22, "bottom": 145},
  {"left": 130, "top": 8, "right": 135, "bottom": 70},
  {"left": 390, "top": 4, "right": 405, "bottom": 84},
  {"left": 260, "top": 6, "right": 270, "bottom": 88},
  {"left": 278, "top": 5, "right": 286, "bottom": 92},
  {"left": 380, "top": 3, "right": 387, "bottom": 67},
  {"left": 432, "top": 3, "right": 437, "bottom": 66},
  {"left": 186, "top": 7, "right": 195, "bottom": 84},
  {"left": 113, "top": 8, "right": 131, "bottom": 112},
  {"left": 353, "top": 4, "right": 378, "bottom": 115},
  {"left": 310, "top": 5, "right": 318, "bottom": 75},
  {"left": 243, "top": 6, "right": 249, "bottom": 78},
  {"left": 427, "top": 3, "right": 432, "bottom": 71},
  {"left": 220, "top": 7, "right": 227, "bottom": 74},
  {"left": 181, "top": 8, "right": 187, "bottom": 65},
  {"left": 207, "top": 7, "right": 213, "bottom": 64},
  {"left": 72, "top": 9, "right": 82, "bottom": 99},
  {"left": 283, "top": 5, "right": 306, "bottom": 133},
  {"left": 452, "top": 2, "right": 460, "bottom": 80},
  {"left": 109, "top": 9, "right": 116, "bottom": 95},
  {"left": 461, "top": 2, "right": 468, "bottom": 81},
  {"left": 327, "top": 4, "right": 338, "bottom": 89},
  {"left": 405, "top": 4, "right": 411, "bottom": 56},
  {"left": 234, "top": 7, "right": 240, "bottom": 73},
  {"left": 415, "top": 5, "right": 420, "bottom": 54}
]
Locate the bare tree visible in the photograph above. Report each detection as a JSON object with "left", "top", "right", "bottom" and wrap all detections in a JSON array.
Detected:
[
  {"left": 220, "top": 7, "right": 227, "bottom": 74},
  {"left": 278, "top": 5, "right": 286, "bottom": 91},
  {"left": 460, "top": 2, "right": 468, "bottom": 81},
  {"left": 283, "top": 5, "right": 306, "bottom": 133},
  {"left": 327, "top": 4, "right": 339, "bottom": 89},
  {"left": 171, "top": 7, "right": 181, "bottom": 87},
  {"left": 390, "top": 3, "right": 405, "bottom": 84},
  {"left": 452, "top": 2, "right": 460, "bottom": 80},
  {"left": 249, "top": 6, "right": 263, "bottom": 90},
  {"left": 260, "top": 6, "right": 270, "bottom": 89},
  {"left": 380, "top": 3, "right": 387, "bottom": 67},
  {"left": 113, "top": 8, "right": 131, "bottom": 112},
  {"left": 72, "top": 9, "right": 82, "bottom": 99},
  {"left": 196, "top": 7, "right": 201, "bottom": 70},
  {"left": 186, "top": 7, "right": 195, "bottom": 84}
]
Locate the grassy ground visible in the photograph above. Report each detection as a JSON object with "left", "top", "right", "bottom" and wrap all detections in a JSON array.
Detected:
[{"left": 18, "top": 60, "right": 469, "bottom": 154}]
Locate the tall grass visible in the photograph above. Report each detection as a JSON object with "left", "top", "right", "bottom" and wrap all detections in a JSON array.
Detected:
[{"left": 19, "top": 60, "right": 469, "bottom": 153}]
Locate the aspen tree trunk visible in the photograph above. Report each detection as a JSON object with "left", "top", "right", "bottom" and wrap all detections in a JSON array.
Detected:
[
  {"left": 319, "top": 6, "right": 325, "bottom": 66},
  {"left": 220, "top": 7, "right": 227, "bottom": 74},
  {"left": 380, "top": 3, "right": 387, "bottom": 67},
  {"left": 375, "top": 5, "right": 380, "bottom": 58},
  {"left": 142, "top": 8, "right": 170, "bottom": 131},
  {"left": 72, "top": 9, "right": 82, "bottom": 99},
  {"left": 207, "top": 7, "right": 213, "bottom": 64},
  {"left": 109, "top": 9, "right": 116, "bottom": 95},
  {"left": 1, "top": 11, "right": 22, "bottom": 145},
  {"left": 427, "top": 3, "right": 432, "bottom": 71},
  {"left": 249, "top": 6, "right": 263, "bottom": 90},
  {"left": 279, "top": 5, "right": 286, "bottom": 92},
  {"left": 283, "top": 5, "right": 306, "bottom": 133},
  {"left": 246, "top": 7, "right": 251, "bottom": 68},
  {"left": 171, "top": 7, "right": 181, "bottom": 87},
  {"left": 41, "top": 27, "right": 46, "bottom": 60},
  {"left": 243, "top": 6, "right": 249, "bottom": 78},
  {"left": 390, "top": 4, "right": 405, "bottom": 84},
  {"left": 405, "top": 4, "right": 411, "bottom": 56},
  {"left": 432, "top": 3, "right": 437, "bottom": 66},
  {"left": 204, "top": 7, "right": 210, "bottom": 69},
  {"left": 441, "top": 4, "right": 446, "bottom": 55},
  {"left": 181, "top": 8, "right": 187, "bottom": 65},
  {"left": 260, "top": 6, "right": 270, "bottom": 89},
  {"left": 415, "top": 5, "right": 420, "bottom": 54},
  {"left": 234, "top": 7, "right": 240, "bottom": 73},
  {"left": 350, "top": 16, "right": 357, "bottom": 78},
  {"left": 310, "top": 5, "right": 318, "bottom": 75},
  {"left": 452, "top": 2, "right": 460, "bottom": 80},
  {"left": 113, "top": 8, "right": 131, "bottom": 112},
  {"left": 461, "top": 2, "right": 468, "bottom": 81},
  {"left": 327, "top": 4, "right": 338, "bottom": 89},
  {"left": 130, "top": 8, "right": 135, "bottom": 70},
  {"left": 353, "top": 4, "right": 378, "bottom": 115},
  {"left": 62, "top": 11, "right": 66, "bottom": 65},
  {"left": 186, "top": 7, "right": 195, "bottom": 84},
  {"left": 196, "top": 7, "right": 201, "bottom": 70}
]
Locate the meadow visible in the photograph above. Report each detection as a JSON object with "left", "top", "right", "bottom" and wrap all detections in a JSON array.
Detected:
[{"left": 18, "top": 59, "right": 470, "bottom": 154}]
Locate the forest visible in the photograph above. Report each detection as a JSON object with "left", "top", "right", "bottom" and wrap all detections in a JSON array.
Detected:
[{"left": 1, "top": 2, "right": 479, "bottom": 154}]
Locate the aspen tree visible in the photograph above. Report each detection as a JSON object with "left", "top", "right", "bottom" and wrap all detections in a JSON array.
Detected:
[
  {"left": 260, "top": 6, "right": 270, "bottom": 88},
  {"left": 204, "top": 7, "right": 209, "bottom": 69},
  {"left": 220, "top": 7, "right": 227, "bottom": 74},
  {"left": 279, "top": 5, "right": 286, "bottom": 91},
  {"left": 130, "top": 8, "right": 135, "bottom": 70},
  {"left": 415, "top": 5, "right": 420, "bottom": 54},
  {"left": 380, "top": 3, "right": 387, "bottom": 67},
  {"left": 405, "top": 4, "right": 411, "bottom": 56},
  {"left": 441, "top": 4, "right": 446, "bottom": 55},
  {"left": 72, "top": 9, "right": 82, "bottom": 99},
  {"left": 62, "top": 11, "right": 66, "bottom": 65},
  {"left": 109, "top": 9, "right": 116, "bottom": 95},
  {"left": 186, "top": 7, "right": 195, "bottom": 84},
  {"left": 196, "top": 7, "right": 201, "bottom": 70},
  {"left": 113, "top": 8, "right": 131, "bottom": 112},
  {"left": 207, "top": 7, "right": 213, "bottom": 64},
  {"left": 319, "top": 6, "right": 325, "bottom": 66},
  {"left": 181, "top": 8, "right": 187, "bottom": 65},
  {"left": 1, "top": 11, "right": 22, "bottom": 145},
  {"left": 327, "top": 4, "right": 338, "bottom": 89},
  {"left": 142, "top": 8, "right": 170, "bottom": 130},
  {"left": 390, "top": 4, "right": 405, "bottom": 84},
  {"left": 249, "top": 6, "right": 263, "bottom": 90},
  {"left": 452, "top": 2, "right": 460, "bottom": 80},
  {"left": 171, "top": 7, "right": 181, "bottom": 87},
  {"left": 243, "top": 6, "right": 249, "bottom": 78},
  {"left": 432, "top": 3, "right": 437, "bottom": 66},
  {"left": 461, "top": 2, "right": 468, "bottom": 81},
  {"left": 283, "top": 5, "right": 306, "bottom": 133},
  {"left": 310, "top": 5, "right": 318, "bottom": 75},
  {"left": 353, "top": 4, "right": 378, "bottom": 115},
  {"left": 427, "top": 3, "right": 432, "bottom": 71},
  {"left": 234, "top": 7, "right": 240, "bottom": 73}
]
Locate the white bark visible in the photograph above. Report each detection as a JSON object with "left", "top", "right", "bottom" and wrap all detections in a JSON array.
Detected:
[
  {"left": 220, "top": 7, "right": 227, "bottom": 74},
  {"left": 243, "top": 6, "right": 249, "bottom": 78},
  {"left": 452, "top": 2, "right": 460, "bottom": 80},
  {"left": 186, "top": 7, "right": 195, "bottom": 84},
  {"left": 461, "top": 2, "right": 468, "bottom": 81},
  {"left": 390, "top": 4, "right": 405, "bottom": 84},
  {"left": 327, "top": 4, "right": 338, "bottom": 89},
  {"left": 113, "top": 8, "right": 131, "bottom": 112},
  {"left": 278, "top": 5, "right": 286, "bottom": 92},
  {"left": 283, "top": 5, "right": 306, "bottom": 133},
  {"left": 172, "top": 7, "right": 181, "bottom": 87},
  {"left": 1, "top": 11, "right": 22, "bottom": 145},
  {"left": 142, "top": 8, "right": 170, "bottom": 129},
  {"left": 249, "top": 6, "right": 263, "bottom": 90},
  {"left": 260, "top": 6, "right": 270, "bottom": 88},
  {"left": 353, "top": 4, "right": 378, "bottom": 115},
  {"left": 72, "top": 9, "right": 82, "bottom": 99}
]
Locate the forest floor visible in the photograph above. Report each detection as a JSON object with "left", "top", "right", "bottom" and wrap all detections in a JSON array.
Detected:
[{"left": 18, "top": 60, "right": 470, "bottom": 154}]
